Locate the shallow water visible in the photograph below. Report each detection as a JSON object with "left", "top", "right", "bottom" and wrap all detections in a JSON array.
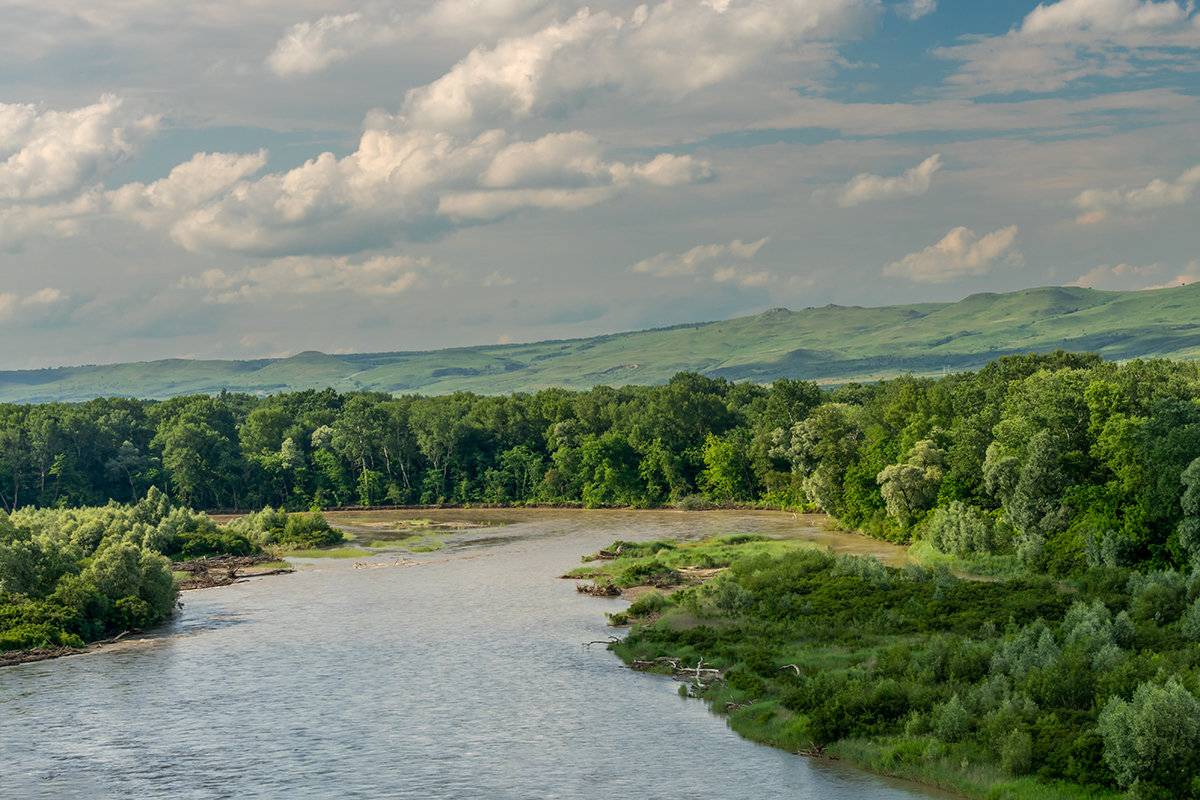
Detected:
[{"left": 1, "top": 510, "right": 951, "bottom": 799}]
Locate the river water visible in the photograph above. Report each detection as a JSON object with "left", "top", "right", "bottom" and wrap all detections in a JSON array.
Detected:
[{"left": 1, "top": 510, "right": 952, "bottom": 799}]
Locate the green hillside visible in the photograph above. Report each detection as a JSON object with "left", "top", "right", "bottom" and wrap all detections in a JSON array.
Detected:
[{"left": 5, "top": 284, "right": 1200, "bottom": 402}]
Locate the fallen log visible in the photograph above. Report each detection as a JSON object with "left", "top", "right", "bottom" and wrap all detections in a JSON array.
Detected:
[
  {"left": 576, "top": 582, "right": 621, "bottom": 597},
  {"left": 0, "top": 645, "right": 87, "bottom": 667}
]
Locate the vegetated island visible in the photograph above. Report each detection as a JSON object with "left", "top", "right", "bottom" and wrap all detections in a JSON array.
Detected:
[{"left": 0, "top": 490, "right": 340, "bottom": 666}]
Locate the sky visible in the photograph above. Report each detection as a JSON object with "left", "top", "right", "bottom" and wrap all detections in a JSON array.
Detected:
[{"left": 0, "top": 0, "right": 1198, "bottom": 370}]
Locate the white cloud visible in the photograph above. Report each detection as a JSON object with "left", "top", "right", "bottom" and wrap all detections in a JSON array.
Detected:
[
  {"left": 166, "top": 124, "right": 709, "bottom": 252},
  {"left": 266, "top": 12, "right": 378, "bottom": 77},
  {"left": 478, "top": 131, "right": 611, "bottom": 188},
  {"left": 1141, "top": 261, "right": 1200, "bottom": 290},
  {"left": 632, "top": 237, "right": 770, "bottom": 280},
  {"left": 0, "top": 191, "right": 103, "bottom": 250},
  {"left": 1021, "top": 0, "right": 1190, "bottom": 35},
  {"left": 181, "top": 254, "right": 435, "bottom": 303},
  {"left": 820, "top": 153, "right": 942, "bottom": 206},
  {"left": 936, "top": 0, "right": 1199, "bottom": 95},
  {"left": 1069, "top": 260, "right": 1200, "bottom": 290},
  {"left": 402, "top": 0, "right": 878, "bottom": 131},
  {"left": 0, "top": 95, "right": 157, "bottom": 204},
  {"left": 896, "top": 0, "right": 936, "bottom": 21},
  {"left": 884, "top": 225, "right": 1019, "bottom": 282},
  {"left": 1066, "top": 261, "right": 1159, "bottom": 289},
  {"left": 108, "top": 150, "right": 268, "bottom": 229},
  {"left": 713, "top": 265, "right": 772, "bottom": 287},
  {"left": 1073, "top": 163, "right": 1200, "bottom": 212},
  {"left": 0, "top": 287, "right": 70, "bottom": 324},
  {"left": 266, "top": 0, "right": 564, "bottom": 77}
]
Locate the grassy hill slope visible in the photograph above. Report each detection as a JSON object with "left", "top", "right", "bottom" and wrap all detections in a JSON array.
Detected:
[{"left": 5, "top": 284, "right": 1200, "bottom": 402}]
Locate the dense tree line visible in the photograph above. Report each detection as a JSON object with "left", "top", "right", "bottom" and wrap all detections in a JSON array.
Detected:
[{"left": 2, "top": 352, "right": 1200, "bottom": 575}]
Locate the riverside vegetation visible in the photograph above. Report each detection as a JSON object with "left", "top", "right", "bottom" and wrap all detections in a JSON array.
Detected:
[
  {"left": 578, "top": 535, "right": 1200, "bottom": 800},
  {"left": 4, "top": 351, "right": 1200, "bottom": 796},
  {"left": 0, "top": 489, "right": 339, "bottom": 656}
]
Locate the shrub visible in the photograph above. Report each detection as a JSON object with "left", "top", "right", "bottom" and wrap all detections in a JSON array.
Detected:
[
  {"left": 1098, "top": 678, "right": 1200, "bottom": 797},
  {"left": 932, "top": 693, "right": 971, "bottom": 742},
  {"left": 1000, "top": 727, "right": 1033, "bottom": 775}
]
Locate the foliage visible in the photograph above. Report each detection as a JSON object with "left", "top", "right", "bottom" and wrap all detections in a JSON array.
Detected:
[{"left": 601, "top": 531, "right": 1200, "bottom": 800}]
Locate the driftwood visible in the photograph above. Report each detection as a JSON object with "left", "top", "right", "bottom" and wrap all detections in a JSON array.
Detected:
[
  {"left": 354, "top": 557, "right": 416, "bottom": 569},
  {"left": 0, "top": 645, "right": 87, "bottom": 667},
  {"left": 630, "top": 656, "right": 724, "bottom": 688},
  {"left": 1, "top": 630, "right": 134, "bottom": 668},
  {"left": 779, "top": 663, "right": 801, "bottom": 675},
  {"left": 176, "top": 554, "right": 294, "bottom": 590},
  {"left": 576, "top": 582, "right": 621, "bottom": 597},
  {"left": 796, "top": 742, "right": 828, "bottom": 758},
  {"left": 582, "top": 636, "right": 622, "bottom": 648}
]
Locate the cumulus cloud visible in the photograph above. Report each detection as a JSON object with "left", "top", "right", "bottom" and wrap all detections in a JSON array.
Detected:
[
  {"left": 1021, "top": 0, "right": 1190, "bottom": 34},
  {"left": 896, "top": 0, "right": 937, "bottom": 21},
  {"left": 1067, "top": 260, "right": 1200, "bottom": 290},
  {"left": 108, "top": 150, "right": 269, "bottom": 229},
  {"left": 1073, "top": 163, "right": 1200, "bottom": 212},
  {"left": 884, "top": 225, "right": 1019, "bottom": 282},
  {"left": 0, "top": 191, "right": 103, "bottom": 250},
  {"left": 0, "top": 287, "right": 70, "bottom": 325},
  {"left": 266, "top": 12, "right": 381, "bottom": 77},
  {"left": 181, "top": 254, "right": 435, "bottom": 303},
  {"left": 632, "top": 237, "right": 770, "bottom": 282},
  {"left": 0, "top": 95, "right": 157, "bottom": 204},
  {"left": 820, "top": 153, "right": 942, "bottom": 207},
  {"left": 403, "top": 0, "right": 877, "bottom": 131},
  {"left": 167, "top": 125, "right": 709, "bottom": 253},
  {"left": 936, "top": 0, "right": 1199, "bottom": 95},
  {"left": 266, "top": 0, "right": 563, "bottom": 77}
]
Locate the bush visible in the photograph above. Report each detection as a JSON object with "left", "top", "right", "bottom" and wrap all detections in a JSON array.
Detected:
[
  {"left": 932, "top": 693, "right": 971, "bottom": 742},
  {"left": 1000, "top": 727, "right": 1033, "bottom": 775},
  {"left": 1098, "top": 678, "right": 1200, "bottom": 796}
]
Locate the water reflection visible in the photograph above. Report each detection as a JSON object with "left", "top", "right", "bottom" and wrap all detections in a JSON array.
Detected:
[{"left": 0, "top": 510, "right": 952, "bottom": 800}]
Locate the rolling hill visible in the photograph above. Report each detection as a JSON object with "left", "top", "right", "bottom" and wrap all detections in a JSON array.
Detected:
[{"left": 4, "top": 284, "right": 1200, "bottom": 403}]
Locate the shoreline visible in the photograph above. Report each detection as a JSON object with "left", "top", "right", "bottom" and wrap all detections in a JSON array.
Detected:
[
  {"left": 1, "top": 557, "right": 297, "bottom": 669},
  {"left": 574, "top": 532, "right": 1119, "bottom": 800}
]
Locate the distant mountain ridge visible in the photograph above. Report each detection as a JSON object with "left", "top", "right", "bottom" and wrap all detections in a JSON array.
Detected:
[{"left": 4, "top": 284, "right": 1200, "bottom": 403}]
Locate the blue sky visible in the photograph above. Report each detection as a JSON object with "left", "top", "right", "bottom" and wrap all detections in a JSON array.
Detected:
[{"left": 0, "top": 0, "right": 1197, "bottom": 369}]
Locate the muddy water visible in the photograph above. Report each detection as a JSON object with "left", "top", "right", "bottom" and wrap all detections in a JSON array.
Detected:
[{"left": 1, "top": 510, "right": 950, "bottom": 799}]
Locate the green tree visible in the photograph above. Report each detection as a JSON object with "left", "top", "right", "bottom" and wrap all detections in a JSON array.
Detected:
[{"left": 1098, "top": 678, "right": 1200, "bottom": 797}]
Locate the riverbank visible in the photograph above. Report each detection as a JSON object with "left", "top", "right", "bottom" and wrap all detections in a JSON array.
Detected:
[{"left": 579, "top": 531, "right": 1170, "bottom": 800}]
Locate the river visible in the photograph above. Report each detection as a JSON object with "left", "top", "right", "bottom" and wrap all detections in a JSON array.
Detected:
[{"left": 1, "top": 509, "right": 954, "bottom": 799}]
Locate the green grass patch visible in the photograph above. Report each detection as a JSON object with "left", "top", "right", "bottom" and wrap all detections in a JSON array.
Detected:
[
  {"left": 281, "top": 547, "right": 371, "bottom": 559},
  {"left": 908, "top": 540, "right": 1023, "bottom": 579}
]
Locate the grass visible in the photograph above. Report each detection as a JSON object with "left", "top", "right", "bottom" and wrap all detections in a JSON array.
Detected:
[
  {"left": 907, "top": 540, "right": 1024, "bottom": 579},
  {"left": 280, "top": 546, "right": 371, "bottom": 559},
  {"left": 7, "top": 284, "right": 1200, "bottom": 402},
  {"left": 835, "top": 739, "right": 1123, "bottom": 800}
]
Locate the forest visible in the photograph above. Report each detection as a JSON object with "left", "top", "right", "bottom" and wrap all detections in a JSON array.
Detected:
[{"left": 2, "top": 350, "right": 1199, "bottom": 577}]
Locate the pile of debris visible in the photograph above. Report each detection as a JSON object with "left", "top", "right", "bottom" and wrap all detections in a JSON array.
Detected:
[
  {"left": 630, "top": 656, "right": 724, "bottom": 690},
  {"left": 174, "top": 554, "right": 293, "bottom": 590}
]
